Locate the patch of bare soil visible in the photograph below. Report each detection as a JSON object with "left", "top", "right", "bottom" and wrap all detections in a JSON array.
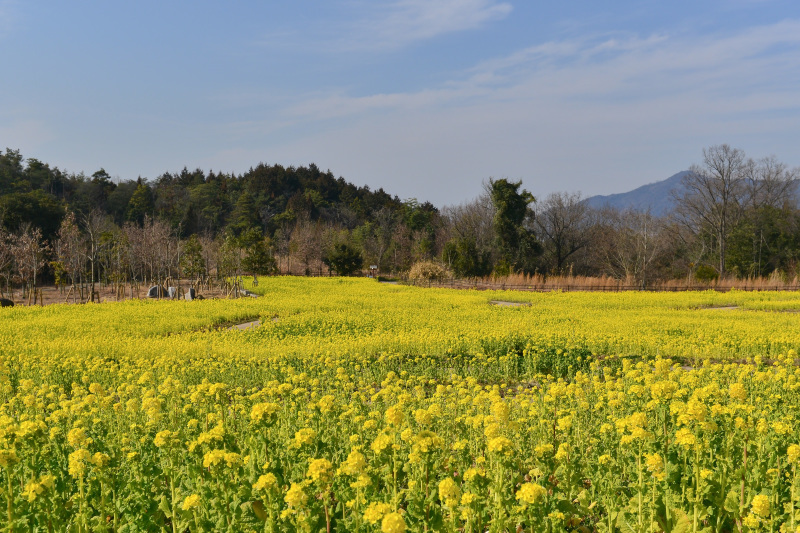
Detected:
[
  {"left": 489, "top": 300, "right": 532, "bottom": 307},
  {"left": 229, "top": 320, "right": 262, "bottom": 330}
]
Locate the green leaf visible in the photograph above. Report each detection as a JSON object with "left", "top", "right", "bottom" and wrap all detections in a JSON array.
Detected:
[
  {"left": 724, "top": 489, "right": 740, "bottom": 515},
  {"left": 670, "top": 508, "right": 692, "bottom": 533},
  {"left": 251, "top": 500, "right": 267, "bottom": 522},
  {"left": 616, "top": 512, "right": 637, "bottom": 533},
  {"left": 158, "top": 495, "right": 171, "bottom": 517}
]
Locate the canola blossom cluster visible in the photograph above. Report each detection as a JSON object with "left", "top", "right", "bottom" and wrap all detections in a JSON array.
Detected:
[{"left": 1, "top": 278, "right": 800, "bottom": 531}]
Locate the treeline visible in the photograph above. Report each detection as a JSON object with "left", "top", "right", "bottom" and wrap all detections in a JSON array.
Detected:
[
  {"left": 0, "top": 144, "right": 798, "bottom": 300},
  {"left": 0, "top": 147, "right": 441, "bottom": 299}
]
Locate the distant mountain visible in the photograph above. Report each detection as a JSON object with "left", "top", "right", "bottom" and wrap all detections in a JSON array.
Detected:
[{"left": 585, "top": 171, "right": 690, "bottom": 216}]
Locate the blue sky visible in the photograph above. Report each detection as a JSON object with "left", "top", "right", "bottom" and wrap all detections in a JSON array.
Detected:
[{"left": 1, "top": 0, "right": 799, "bottom": 206}]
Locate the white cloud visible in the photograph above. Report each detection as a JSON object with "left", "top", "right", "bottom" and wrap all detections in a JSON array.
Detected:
[
  {"left": 286, "top": 19, "right": 800, "bottom": 117},
  {"left": 346, "top": 0, "right": 512, "bottom": 49},
  {"left": 210, "top": 19, "right": 800, "bottom": 205},
  {"left": 255, "top": 20, "right": 800, "bottom": 204}
]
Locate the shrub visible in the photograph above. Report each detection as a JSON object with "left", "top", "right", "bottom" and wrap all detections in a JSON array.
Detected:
[{"left": 407, "top": 261, "right": 451, "bottom": 282}]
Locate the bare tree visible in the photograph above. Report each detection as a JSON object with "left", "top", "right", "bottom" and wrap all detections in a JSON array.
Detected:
[
  {"left": 11, "top": 224, "right": 48, "bottom": 301},
  {"left": 673, "top": 144, "right": 747, "bottom": 275},
  {"left": 360, "top": 207, "right": 396, "bottom": 273},
  {"left": 595, "top": 208, "right": 664, "bottom": 287},
  {"left": 198, "top": 233, "right": 218, "bottom": 282},
  {"left": 389, "top": 224, "right": 414, "bottom": 273},
  {"left": 0, "top": 228, "right": 14, "bottom": 297},
  {"left": 535, "top": 191, "right": 593, "bottom": 274},
  {"left": 123, "top": 216, "right": 178, "bottom": 291},
  {"left": 82, "top": 209, "right": 114, "bottom": 302},
  {"left": 442, "top": 192, "right": 496, "bottom": 252},
  {"left": 56, "top": 213, "right": 86, "bottom": 301},
  {"left": 742, "top": 155, "right": 799, "bottom": 210},
  {"left": 100, "top": 227, "right": 129, "bottom": 300},
  {"left": 290, "top": 218, "right": 323, "bottom": 275}
]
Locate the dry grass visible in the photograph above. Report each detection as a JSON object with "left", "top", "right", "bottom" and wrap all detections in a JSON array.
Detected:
[{"left": 408, "top": 272, "right": 800, "bottom": 292}]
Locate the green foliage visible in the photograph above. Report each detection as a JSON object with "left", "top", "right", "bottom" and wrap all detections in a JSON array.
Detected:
[
  {"left": 0, "top": 189, "right": 65, "bottom": 239},
  {"left": 727, "top": 205, "right": 800, "bottom": 277},
  {"left": 126, "top": 182, "right": 155, "bottom": 225},
  {"left": 323, "top": 243, "right": 363, "bottom": 276},
  {"left": 442, "top": 237, "right": 492, "bottom": 278},
  {"left": 489, "top": 178, "right": 541, "bottom": 273},
  {"left": 180, "top": 235, "right": 206, "bottom": 281},
  {"left": 239, "top": 227, "right": 277, "bottom": 276},
  {"left": 229, "top": 191, "right": 259, "bottom": 235},
  {"left": 694, "top": 264, "right": 719, "bottom": 282}
]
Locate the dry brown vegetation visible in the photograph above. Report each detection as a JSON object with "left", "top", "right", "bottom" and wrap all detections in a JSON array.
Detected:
[{"left": 407, "top": 271, "right": 800, "bottom": 292}]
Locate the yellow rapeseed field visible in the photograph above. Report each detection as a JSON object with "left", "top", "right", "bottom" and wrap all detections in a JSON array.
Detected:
[{"left": 2, "top": 278, "right": 800, "bottom": 532}]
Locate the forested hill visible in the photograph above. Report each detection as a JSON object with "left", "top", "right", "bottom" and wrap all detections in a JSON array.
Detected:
[
  {"left": 584, "top": 171, "right": 690, "bottom": 216},
  {"left": 0, "top": 148, "right": 434, "bottom": 241}
]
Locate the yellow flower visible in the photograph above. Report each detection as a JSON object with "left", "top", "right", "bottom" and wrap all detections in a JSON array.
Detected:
[
  {"left": 491, "top": 400, "right": 511, "bottom": 422},
  {"left": 463, "top": 467, "right": 484, "bottom": 481},
  {"left": 181, "top": 494, "right": 201, "bottom": 511},
  {"left": 253, "top": 473, "right": 278, "bottom": 492},
  {"left": 0, "top": 449, "right": 19, "bottom": 468},
  {"left": 535, "top": 443, "right": 554, "bottom": 457},
  {"left": 414, "top": 409, "right": 433, "bottom": 426},
  {"left": 461, "top": 491, "right": 478, "bottom": 505},
  {"left": 350, "top": 474, "right": 370, "bottom": 489},
  {"left": 67, "top": 427, "right": 87, "bottom": 448},
  {"left": 555, "top": 443, "right": 570, "bottom": 461},
  {"left": 385, "top": 405, "right": 405, "bottom": 426},
  {"left": 412, "top": 431, "right": 442, "bottom": 454},
  {"left": 294, "top": 428, "right": 315, "bottom": 446},
  {"left": 223, "top": 452, "right": 242, "bottom": 468},
  {"left": 516, "top": 483, "right": 547, "bottom": 505},
  {"left": 487, "top": 436, "right": 513, "bottom": 455},
  {"left": 788, "top": 444, "right": 800, "bottom": 463},
  {"left": 307, "top": 458, "right": 333, "bottom": 484},
  {"left": 483, "top": 422, "right": 501, "bottom": 439},
  {"left": 250, "top": 402, "right": 280, "bottom": 424},
  {"left": 438, "top": 477, "right": 461, "bottom": 508},
  {"left": 645, "top": 453, "right": 663, "bottom": 477},
  {"left": 39, "top": 474, "right": 55, "bottom": 490},
  {"left": 68, "top": 449, "right": 91, "bottom": 478},
  {"left": 751, "top": 494, "right": 770, "bottom": 517},
  {"left": 729, "top": 382, "right": 747, "bottom": 401},
  {"left": 154, "top": 430, "right": 175, "bottom": 448},
  {"left": 674, "top": 427, "right": 696, "bottom": 448},
  {"left": 381, "top": 512, "right": 406, "bottom": 533},
  {"left": 340, "top": 450, "right": 366, "bottom": 476},
  {"left": 372, "top": 432, "right": 394, "bottom": 454},
  {"left": 363, "top": 502, "right": 392, "bottom": 524},
  {"left": 742, "top": 513, "right": 759, "bottom": 528},
  {"left": 452, "top": 439, "right": 468, "bottom": 451},
  {"left": 284, "top": 482, "right": 308, "bottom": 509},
  {"left": 92, "top": 452, "right": 110, "bottom": 468},
  {"left": 202, "top": 449, "right": 226, "bottom": 468}
]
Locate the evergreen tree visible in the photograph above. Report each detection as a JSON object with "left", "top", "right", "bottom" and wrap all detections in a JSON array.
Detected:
[
  {"left": 323, "top": 243, "right": 363, "bottom": 276},
  {"left": 126, "top": 182, "right": 154, "bottom": 225},
  {"left": 180, "top": 234, "right": 206, "bottom": 284},
  {"left": 489, "top": 178, "right": 541, "bottom": 273},
  {"left": 239, "top": 227, "right": 276, "bottom": 281}
]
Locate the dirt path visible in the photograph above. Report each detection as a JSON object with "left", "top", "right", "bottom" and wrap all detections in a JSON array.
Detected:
[
  {"left": 229, "top": 320, "right": 262, "bottom": 330},
  {"left": 490, "top": 300, "right": 531, "bottom": 307}
]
